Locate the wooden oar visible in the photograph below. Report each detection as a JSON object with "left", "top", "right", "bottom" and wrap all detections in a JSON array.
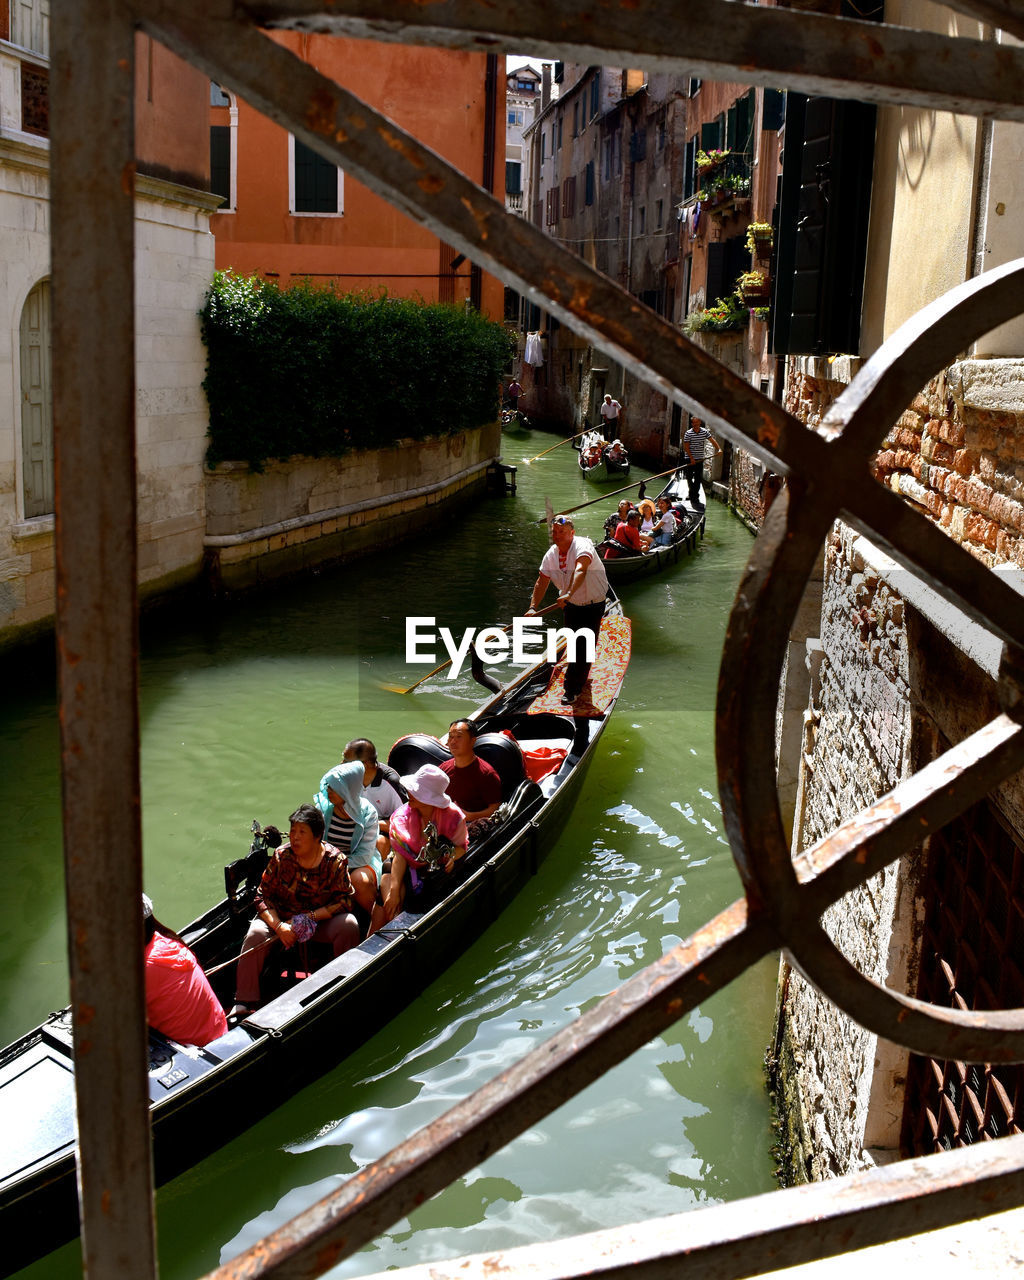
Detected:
[
  {"left": 533, "top": 465, "right": 682, "bottom": 523},
  {"left": 377, "top": 602, "right": 562, "bottom": 695},
  {"left": 522, "top": 429, "right": 587, "bottom": 465}
]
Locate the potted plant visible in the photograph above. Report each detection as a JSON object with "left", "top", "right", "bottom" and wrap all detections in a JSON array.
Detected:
[
  {"left": 682, "top": 292, "right": 749, "bottom": 335},
  {"left": 745, "top": 222, "right": 773, "bottom": 255},
  {"left": 738, "top": 269, "right": 770, "bottom": 302},
  {"left": 696, "top": 147, "right": 730, "bottom": 174}
]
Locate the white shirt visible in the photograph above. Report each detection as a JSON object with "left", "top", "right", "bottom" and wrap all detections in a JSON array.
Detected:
[
  {"left": 600, "top": 399, "right": 621, "bottom": 422},
  {"left": 539, "top": 536, "right": 609, "bottom": 606}
]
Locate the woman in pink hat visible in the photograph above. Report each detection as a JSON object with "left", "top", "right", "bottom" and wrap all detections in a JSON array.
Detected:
[{"left": 382, "top": 764, "right": 468, "bottom": 919}]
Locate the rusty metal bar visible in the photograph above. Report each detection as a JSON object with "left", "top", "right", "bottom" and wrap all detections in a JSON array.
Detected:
[
  {"left": 50, "top": 2, "right": 157, "bottom": 1276},
  {"left": 297, "top": 1132, "right": 1024, "bottom": 1280},
  {"left": 201, "top": 900, "right": 775, "bottom": 1279},
  {"left": 242, "top": 0, "right": 1024, "bottom": 122}
]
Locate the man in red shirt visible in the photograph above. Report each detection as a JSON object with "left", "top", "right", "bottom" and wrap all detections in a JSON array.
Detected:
[{"left": 441, "top": 719, "right": 502, "bottom": 841}]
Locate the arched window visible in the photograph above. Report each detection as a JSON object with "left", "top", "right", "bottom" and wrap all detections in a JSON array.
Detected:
[{"left": 20, "top": 278, "right": 53, "bottom": 519}]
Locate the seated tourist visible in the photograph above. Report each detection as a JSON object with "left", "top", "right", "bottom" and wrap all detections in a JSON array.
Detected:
[
  {"left": 231, "top": 803, "right": 360, "bottom": 1018},
  {"left": 604, "top": 499, "right": 634, "bottom": 542},
  {"left": 341, "top": 737, "right": 407, "bottom": 860},
  {"left": 651, "top": 495, "right": 679, "bottom": 547},
  {"left": 381, "top": 765, "right": 468, "bottom": 921},
  {"left": 314, "top": 761, "right": 383, "bottom": 920},
  {"left": 606, "top": 439, "right": 627, "bottom": 464},
  {"left": 441, "top": 719, "right": 503, "bottom": 841},
  {"left": 604, "top": 508, "right": 647, "bottom": 558},
  {"left": 637, "top": 499, "right": 657, "bottom": 536},
  {"left": 144, "top": 894, "right": 227, "bottom": 1046}
]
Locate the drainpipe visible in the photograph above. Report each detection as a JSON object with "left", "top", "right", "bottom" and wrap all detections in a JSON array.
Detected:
[
  {"left": 473, "top": 52, "right": 499, "bottom": 311},
  {"left": 541, "top": 62, "right": 551, "bottom": 112}
]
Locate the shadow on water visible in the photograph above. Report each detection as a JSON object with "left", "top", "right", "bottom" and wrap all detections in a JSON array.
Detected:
[{"left": 6, "top": 428, "right": 777, "bottom": 1280}]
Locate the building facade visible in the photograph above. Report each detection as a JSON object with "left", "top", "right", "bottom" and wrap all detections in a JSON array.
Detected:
[
  {"left": 0, "top": 5, "right": 219, "bottom": 651},
  {"left": 209, "top": 35, "right": 505, "bottom": 319}
]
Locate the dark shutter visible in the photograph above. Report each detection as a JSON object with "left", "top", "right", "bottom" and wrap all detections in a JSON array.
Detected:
[
  {"left": 762, "top": 89, "right": 785, "bottom": 132},
  {"left": 209, "top": 126, "right": 230, "bottom": 204},
  {"left": 771, "top": 93, "right": 876, "bottom": 355},
  {"left": 585, "top": 160, "right": 595, "bottom": 206},
  {"left": 701, "top": 120, "right": 721, "bottom": 151},
  {"left": 294, "top": 138, "right": 338, "bottom": 213},
  {"left": 505, "top": 161, "right": 522, "bottom": 194},
  {"left": 706, "top": 235, "right": 747, "bottom": 304}
]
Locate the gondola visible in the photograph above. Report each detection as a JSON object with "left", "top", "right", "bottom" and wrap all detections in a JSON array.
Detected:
[
  {"left": 0, "top": 596, "right": 631, "bottom": 1276},
  {"left": 604, "top": 448, "right": 630, "bottom": 480},
  {"left": 578, "top": 448, "right": 608, "bottom": 481},
  {"left": 596, "top": 470, "right": 706, "bottom": 586}
]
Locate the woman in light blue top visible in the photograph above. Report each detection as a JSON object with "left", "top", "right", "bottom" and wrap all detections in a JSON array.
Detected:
[{"left": 314, "top": 761, "right": 382, "bottom": 921}]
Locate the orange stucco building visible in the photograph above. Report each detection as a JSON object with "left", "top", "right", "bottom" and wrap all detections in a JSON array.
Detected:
[{"left": 210, "top": 34, "right": 505, "bottom": 319}]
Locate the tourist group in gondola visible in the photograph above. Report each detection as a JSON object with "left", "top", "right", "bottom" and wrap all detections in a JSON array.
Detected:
[{"left": 1, "top": 404, "right": 719, "bottom": 1273}]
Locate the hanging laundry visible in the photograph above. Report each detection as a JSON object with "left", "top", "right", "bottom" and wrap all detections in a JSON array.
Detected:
[{"left": 524, "top": 332, "right": 545, "bottom": 366}]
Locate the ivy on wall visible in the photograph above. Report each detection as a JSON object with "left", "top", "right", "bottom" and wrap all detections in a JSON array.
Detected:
[{"left": 200, "top": 272, "right": 515, "bottom": 470}]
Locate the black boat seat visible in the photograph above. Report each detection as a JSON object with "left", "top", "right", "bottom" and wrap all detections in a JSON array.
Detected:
[
  {"left": 388, "top": 733, "right": 453, "bottom": 778},
  {"left": 473, "top": 732, "right": 526, "bottom": 802}
]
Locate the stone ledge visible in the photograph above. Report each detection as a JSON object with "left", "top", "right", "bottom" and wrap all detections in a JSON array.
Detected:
[
  {"left": 11, "top": 514, "right": 53, "bottom": 543},
  {"left": 791, "top": 355, "right": 862, "bottom": 385},
  {"left": 947, "top": 357, "right": 1024, "bottom": 414}
]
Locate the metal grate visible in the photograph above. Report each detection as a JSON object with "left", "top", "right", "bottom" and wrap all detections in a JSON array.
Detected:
[
  {"left": 903, "top": 803, "right": 1024, "bottom": 1154},
  {"left": 21, "top": 61, "right": 48, "bottom": 137},
  {"left": 48, "top": 1, "right": 1024, "bottom": 1277}
]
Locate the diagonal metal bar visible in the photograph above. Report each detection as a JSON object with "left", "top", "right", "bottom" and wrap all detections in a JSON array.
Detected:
[
  {"left": 50, "top": 1, "right": 157, "bottom": 1276},
  {"left": 138, "top": 0, "right": 825, "bottom": 477},
  {"left": 319, "top": 1132, "right": 1024, "bottom": 1280},
  {"left": 940, "top": 0, "right": 1024, "bottom": 41},
  {"left": 243, "top": 0, "right": 1024, "bottom": 122},
  {"left": 203, "top": 900, "right": 776, "bottom": 1279}
]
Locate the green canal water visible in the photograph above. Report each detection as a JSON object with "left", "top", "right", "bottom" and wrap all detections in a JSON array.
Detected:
[{"left": 5, "top": 430, "right": 778, "bottom": 1278}]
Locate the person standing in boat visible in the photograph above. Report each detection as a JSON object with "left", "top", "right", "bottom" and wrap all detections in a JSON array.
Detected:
[
  {"left": 506, "top": 377, "right": 523, "bottom": 412},
  {"left": 682, "top": 418, "right": 721, "bottom": 510},
  {"left": 527, "top": 514, "right": 609, "bottom": 706},
  {"left": 380, "top": 764, "right": 469, "bottom": 920},
  {"left": 143, "top": 894, "right": 227, "bottom": 1046},
  {"left": 599, "top": 393, "right": 622, "bottom": 436},
  {"left": 231, "top": 803, "right": 360, "bottom": 1018}
]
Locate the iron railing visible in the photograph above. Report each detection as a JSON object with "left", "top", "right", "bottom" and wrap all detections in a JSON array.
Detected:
[{"left": 49, "top": 1, "right": 1024, "bottom": 1277}]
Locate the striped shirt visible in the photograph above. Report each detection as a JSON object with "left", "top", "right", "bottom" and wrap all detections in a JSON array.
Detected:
[{"left": 683, "top": 425, "right": 713, "bottom": 462}]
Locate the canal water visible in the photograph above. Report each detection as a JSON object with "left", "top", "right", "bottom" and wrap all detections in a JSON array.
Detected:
[{"left": 5, "top": 428, "right": 778, "bottom": 1279}]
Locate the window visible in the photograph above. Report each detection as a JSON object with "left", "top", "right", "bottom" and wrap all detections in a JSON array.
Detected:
[
  {"left": 656, "top": 110, "right": 667, "bottom": 151},
  {"left": 506, "top": 161, "right": 522, "bottom": 195},
  {"left": 545, "top": 187, "right": 560, "bottom": 226},
  {"left": 630, "top": 128, "right": 646, "bottom": 163},
  {"left": 656, "top": 199, "right": 663, "bottom": 228},
  {"left": 638, "top": 206, "right": 646, "bottom": 234},
  {"left": 589, "top": 75, "right": 599, "bottom": 119},
  {"left": 210, "top": 82, "right": 230, "bottom": 106},
  {"left": 11, "top": 0, "right": 49, "bottom": 56},
  {"left": 507, "top": 108, "right": 525, "bottom": 126},
  {"left": 557, "top": 115, "right": 563, "bottom": 149},
  {"left": 291, "top": 137, "right": 343, "bottom": 214},
  {"left": 20, "top": 279, "right": 53, "bottom": 519},
  {"left": 573, "top": 102, "right": 579, "bottom": 137},
  {"left": 210, "top": 126, "right": 231, "bottom": 204},
  {"left": 763, "top": 88, "right": 786, "bottom": 132},
  {"left": 584, "top": 160, "right": 595, "bottom": 206},
  {"left": 689, "top": 77, "right": 702, "bottom": 96},
  {"left": 562, "top": 175, "right": 576, "bottom": 219},
  {"left": 541, "top": 132, "right": 546, "bottom": 164}
]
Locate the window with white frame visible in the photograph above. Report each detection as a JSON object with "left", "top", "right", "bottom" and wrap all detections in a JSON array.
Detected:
[{"left": 290, "top": 135, "right": 344, "bottom": 214}]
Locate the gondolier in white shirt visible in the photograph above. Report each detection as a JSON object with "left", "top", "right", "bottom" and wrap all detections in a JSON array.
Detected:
[
  {"left": 682, "top": 418, "right": 721, "bottom": 510},
  {"left": 527, "top": 515, "right": 609, "bottom": 706}
]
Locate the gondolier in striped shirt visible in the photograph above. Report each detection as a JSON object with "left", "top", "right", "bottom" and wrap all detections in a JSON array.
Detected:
[{"left": 682, "top": 419, "right": 721, "bottom": 510}]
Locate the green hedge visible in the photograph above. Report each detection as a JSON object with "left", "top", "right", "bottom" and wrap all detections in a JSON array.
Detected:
[{"left": 200, "top": 272, "right": 515, "bottom": 470}]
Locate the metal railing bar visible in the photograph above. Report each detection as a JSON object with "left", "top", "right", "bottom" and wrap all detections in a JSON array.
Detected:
[
  {"left": 239, "top": 0, "right": 1024, "bottom": 122},
  {"left": 201, "top": 900, "right": 776, "bottom": 1279},
  {"left": 314, "top": 1131, "right": 1024, "bottom": 1280},
  {"left": 51, "top": 1, "right": 157, "bottom": 1276}
]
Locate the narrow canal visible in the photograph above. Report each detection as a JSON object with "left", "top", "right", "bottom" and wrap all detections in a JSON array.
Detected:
[{"left": 5, "top": 428, "right": 778, "bottom": 1278}]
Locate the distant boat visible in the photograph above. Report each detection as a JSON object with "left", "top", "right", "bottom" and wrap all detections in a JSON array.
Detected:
[
  {"left": 597, "top": 471, "right": 706, "bottom": 585},
  {"left": 0, "top": 596, "right": 631, "bottom": 1276}
]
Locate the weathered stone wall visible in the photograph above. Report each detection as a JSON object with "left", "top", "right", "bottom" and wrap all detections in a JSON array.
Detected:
[
  {"left": 203, "top": 423, "right": 500, "bottom": 592},
  {"left": 775, "top": 520, "right": 912, "bottom": 1181},
  {"left": 773, "top": 354, "right": 1024, "bottom": 1185}
]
